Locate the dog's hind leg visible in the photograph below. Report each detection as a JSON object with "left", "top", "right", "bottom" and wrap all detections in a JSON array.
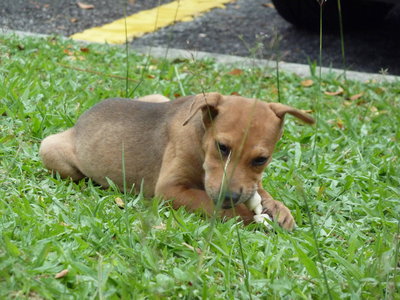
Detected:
[{"left": 39, "top": 128, "right": 85, "bottom": 181}]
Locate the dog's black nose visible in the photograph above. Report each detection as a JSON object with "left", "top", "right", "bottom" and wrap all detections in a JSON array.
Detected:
[{"left": 224, "top": 192, "right": 241, "bottom": 205}]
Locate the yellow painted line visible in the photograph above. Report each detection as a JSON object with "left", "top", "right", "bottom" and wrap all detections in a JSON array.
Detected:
[{"left": 71, "top": 0, "right": 235, "bottom": 44}]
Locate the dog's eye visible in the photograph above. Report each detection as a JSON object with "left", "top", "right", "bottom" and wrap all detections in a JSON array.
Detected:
[
  {"left": 216, "top": 142, "right": 230, "bottom": 156},
  {"left": 252, "top": 156, "right": 269, "bottom": 166}
]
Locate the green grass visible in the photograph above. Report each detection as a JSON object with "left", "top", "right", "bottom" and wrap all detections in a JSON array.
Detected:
[{"left": 0, "top": 34, "right": 399, "bottom": 299}]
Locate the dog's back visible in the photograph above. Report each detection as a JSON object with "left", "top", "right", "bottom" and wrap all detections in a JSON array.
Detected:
[
  {"left": 73, "top": 98, "right": 174, "bottom": 194},
  {"left": 40, "top": 97, "right": 193, "bottom": 195}
]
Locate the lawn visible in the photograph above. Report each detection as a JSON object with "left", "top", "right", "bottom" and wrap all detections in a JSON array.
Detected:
[{"left": 0, "top": 34, "right": 399, "bottom": 299}]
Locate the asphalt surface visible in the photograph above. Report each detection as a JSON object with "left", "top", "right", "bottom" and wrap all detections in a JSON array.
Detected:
[
  {"left": 0, "top": 0, "right": 170, "bottom": 36},
  {"left": 1, "top": 0, "right": 400, "bottom": 75}
]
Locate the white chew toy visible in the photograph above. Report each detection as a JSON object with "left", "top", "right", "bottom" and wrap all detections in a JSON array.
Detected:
[
  {"left": 245, "top": 192, "right": 272, "bottom": 227},
  {"left": 245, "top": 192, "right": 263, "bottom": 215}
]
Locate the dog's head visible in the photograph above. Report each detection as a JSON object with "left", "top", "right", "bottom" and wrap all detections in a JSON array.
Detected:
[{"left": 183, "top": 92, "right": 314, "bottom": 209}]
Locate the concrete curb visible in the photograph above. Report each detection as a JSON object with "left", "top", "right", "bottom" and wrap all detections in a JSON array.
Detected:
[
  {"left": 2, "top": 28, "right": 399, "bottom": 83},
  {"left": 133, "top": 45, "right": 399, "bottom": 82}
]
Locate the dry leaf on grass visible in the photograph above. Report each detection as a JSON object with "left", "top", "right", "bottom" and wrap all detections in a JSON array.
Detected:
[
  {"left": 66, "top": 55, "right": 85, "bottom": 61},
  {"left": 336, "top": 119, "right": 344, "bottom": 130},
  {"left": 182, "top": 242, "right": 202, "bottom": 254},
  {"left": 356, "top": 100, "right": 367, "bottom": 106},
  {"left": 324, "top": 87, "right": 344, "bottom": 96},
  {"left": 80, "top": 47, "right": 89, "bottom": 53},
  {"left": 327, "top": 119, "right": 345, "bottom": 130},
  {"left": 77, "top": 2, "right": 94, "bottom": 9},
  {"left": 271, "top": 87, "right": 279, "bottom": 94},
  {"left": 63, "top": 49, "right": 74, "bottom": 56},
  {"left": 349, "top": 92, "right": 364, "bottom": 101},
  {"left": 55, "top": 269, "right": 69, "bottom": 279},
  {"left": 374, "top": 87, "right": 385, "bottom": 94},
  {"left": 172, "top": 58, "right": 189, "bottom": 64},
  {"left": 370, "top": 106, "right": 378, "bottom": 113},
  {"left": 228, "top": 68, "right": 243, "bottom": 76},
  {"left": 115, "top": 197, "right": 125, "bottom": 209},
  {"left": 152, "top": 223, "right": 166, "bottom": 230},
  {"left": 263, "top": 3, "right": 275, "bottom": 8},
  {"left": 301, "top": 79, "right": 314, "bottom": 87}
]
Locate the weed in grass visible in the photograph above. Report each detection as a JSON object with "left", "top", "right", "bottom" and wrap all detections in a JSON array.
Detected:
[{"left": 0, "top": 34, "right": 399, "bottom": 299}]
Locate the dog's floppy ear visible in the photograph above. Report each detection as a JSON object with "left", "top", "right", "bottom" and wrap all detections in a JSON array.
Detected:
[
  {"left": 182, "top": 92, "right": 223, "bottom": 126},
  {"left": 268, "top": 103, "right": 315, "bottom": 124}
]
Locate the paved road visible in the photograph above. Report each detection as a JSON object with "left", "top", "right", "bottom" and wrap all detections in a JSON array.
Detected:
[{"left": 1, "top": 0, "right": 400, "bottom": 75}]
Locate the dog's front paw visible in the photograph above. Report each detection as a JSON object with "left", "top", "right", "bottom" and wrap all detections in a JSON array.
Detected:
[{"left": 261, "top": 200, "right": 296, "bottom": 231}]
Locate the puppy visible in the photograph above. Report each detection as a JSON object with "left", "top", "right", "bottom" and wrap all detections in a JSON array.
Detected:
[{"left": 39, "top": 93, "right": 314, "bottom": 230}]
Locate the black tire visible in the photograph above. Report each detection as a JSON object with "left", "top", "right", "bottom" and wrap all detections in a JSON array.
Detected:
[{"left": 271, "top": 0, "right": 394, "bottom": 31}]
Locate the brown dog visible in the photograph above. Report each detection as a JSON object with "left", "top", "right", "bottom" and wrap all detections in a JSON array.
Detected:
[{"left": 39, "top": 93, "right": 314, "bottom": 230}]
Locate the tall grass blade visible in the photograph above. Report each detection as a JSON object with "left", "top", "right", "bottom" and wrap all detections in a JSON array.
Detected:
[
  {"left": 273, "top": 32, "right": 281, "bottom": 103},
  {"left": 337, "top": 0, "right": 347, "bottom": 80},
  {"left": 386, "top": 216, "right": 400, "bottom": 299},
  {"left": 123, "top": 0, "right": 130, "bottom": 97},
  {"left": 308, "top": 2, "right": 332, "bottom": 299},
  {"left": 129, "top": 0, "right": 163, "bottom": 98},
  {"left": 297, "top": 179, "right": 332, "bottom": 299},
  {"left": 234, "top": 220, "right": 253, "bottom": 300}
]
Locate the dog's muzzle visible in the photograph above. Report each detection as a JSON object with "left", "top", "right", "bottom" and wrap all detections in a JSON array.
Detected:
[{"left": 219, "top": 191, "right": 242, "bottom": 209}]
